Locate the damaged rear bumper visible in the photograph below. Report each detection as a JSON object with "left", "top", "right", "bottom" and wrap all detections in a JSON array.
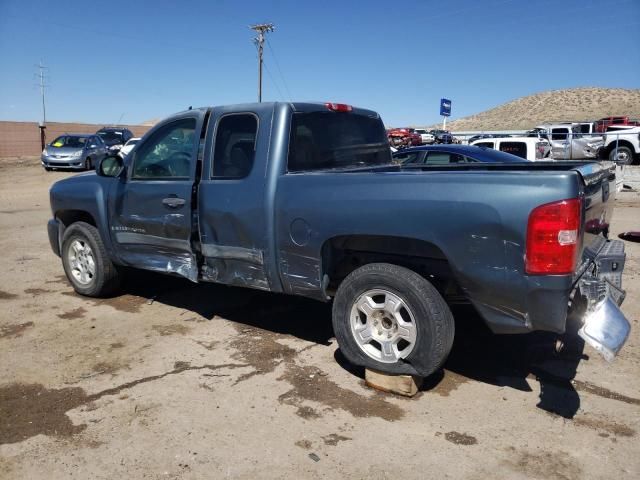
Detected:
[{"left": 575, "top": 239, "right": 631, "bottom": 361}]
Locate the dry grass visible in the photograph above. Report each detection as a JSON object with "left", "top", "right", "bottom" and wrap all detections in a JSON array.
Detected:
[{"left": 424, "top": 87, "right": 640, "bottom": 131}]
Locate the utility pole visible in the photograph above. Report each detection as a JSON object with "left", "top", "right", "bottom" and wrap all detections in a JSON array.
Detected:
[
  {"left": 250, "top": 23, "right": 274, "bottom": 102},
  {"left": 35, "top": 61, "right": 49, "bottom": 151}
]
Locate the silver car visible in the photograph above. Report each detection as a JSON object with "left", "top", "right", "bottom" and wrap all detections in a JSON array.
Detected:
[{"left": 41, "top": 134, "right": 108, "bottom": 171}]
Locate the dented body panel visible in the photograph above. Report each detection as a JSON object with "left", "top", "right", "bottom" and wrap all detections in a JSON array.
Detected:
[{"left": 48, "top": 102, "right": 625, "bottom": 341}]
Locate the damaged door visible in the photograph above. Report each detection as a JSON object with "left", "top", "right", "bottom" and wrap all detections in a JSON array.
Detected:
[
  {"left": 109, "top": 113, "right": 202, "bottom": 281},
  {"left": 197, "top": 109, "right": 271, "bottom": 290}
]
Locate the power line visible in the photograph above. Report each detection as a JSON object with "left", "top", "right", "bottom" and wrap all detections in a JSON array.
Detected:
[
  {"left": 252, "top": 39, "right": 285, "bottom": 102},
  {"left": 250, "top": 23, "right": 274, "bottom": 102},
  {"left": 262, "top": 61, "right": 286, "bottom": 102},
  {"left": 265, "top": 37, "right": 293, "bottom": 102}
]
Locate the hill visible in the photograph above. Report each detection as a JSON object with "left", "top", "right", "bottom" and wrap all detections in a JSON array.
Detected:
[{"left": 426, "top": 87, "right": 640, "bottom": 131}]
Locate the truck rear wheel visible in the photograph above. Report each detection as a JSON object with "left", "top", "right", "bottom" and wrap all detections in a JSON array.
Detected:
[
  {"left": 332, "top": 263, "right": 454, "bottom": 377},
  {"left": 61, "top": 221, "right": 121, "bottom": 297},
  {"left": 609, "top": 146, "right": 634, "bottom": 165}
]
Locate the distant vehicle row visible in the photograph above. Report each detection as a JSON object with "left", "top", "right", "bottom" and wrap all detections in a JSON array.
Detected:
[
  {"left": 41, "top": 127, "right": 135, "bottom": 171},
  {"left": 387, "top": 128, "right": 454, "bottom": 148}
]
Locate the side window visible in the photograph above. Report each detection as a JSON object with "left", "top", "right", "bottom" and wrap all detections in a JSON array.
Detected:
[
  {"left": 132, "top": 118, "right": 196, "bottom": 179},
  {"left": 212, "top": 114, "right": 258, "bottom": 179},
  {"left": 424, "top": 152, "right": 465, "bottom": 164},
  {"left": 393, "top": 152, "right": 421, "bottom": 164},
  {"left": 475, "top": 141, "right": 494, "bottom": 149},
  {"left": 551, "top": 128, "right": 568, "bottom": 141}
]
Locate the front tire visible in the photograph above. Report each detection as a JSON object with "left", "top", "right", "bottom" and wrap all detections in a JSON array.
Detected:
[
  {"left": 85, "top": 157, "right": 93, "bottom": 170},
  {"left": 332, "top": 263, "right": 455, "bottom": 377},
  {"left": 61, "top": 222, "right": 121, "bottom": 297}
]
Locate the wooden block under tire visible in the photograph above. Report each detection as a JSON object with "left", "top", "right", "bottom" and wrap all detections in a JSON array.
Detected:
[{"left": 365, "top": 369, "right": 423, "bottom": 397}]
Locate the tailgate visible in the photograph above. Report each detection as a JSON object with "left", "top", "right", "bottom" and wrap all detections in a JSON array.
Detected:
[{"left": 573, "top": 161, "right": 617, "bottom": 261}]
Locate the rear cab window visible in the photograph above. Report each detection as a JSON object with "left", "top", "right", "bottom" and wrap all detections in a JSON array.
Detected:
[
  {"left": 475, "top": 141, "right": 494, "bottom": 149},
  {"left": 287, "top": 111, "right": 390, "bottom": 172}
]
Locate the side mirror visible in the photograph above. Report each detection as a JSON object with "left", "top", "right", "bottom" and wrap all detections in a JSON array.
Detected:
[{"left": 97, "top": 155, "right": 125, "bottom": 177}]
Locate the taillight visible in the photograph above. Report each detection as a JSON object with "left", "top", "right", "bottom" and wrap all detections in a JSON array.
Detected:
[
  {"left": 535, "top": 142, "right": 544, "bottom": 159},
  {"left": 325, "top": 102, "right": 352, "bottom": 112},
  {"left": 525, "top": 198, "right": 581, "bottom": 275}
]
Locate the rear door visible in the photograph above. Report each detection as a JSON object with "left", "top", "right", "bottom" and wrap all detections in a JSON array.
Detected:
[
  {"left": 108, "top": 111, "right": 206, "bottom": 281},
  {"left": 197, "top": 107, "right": 272, "bottom": 290}
]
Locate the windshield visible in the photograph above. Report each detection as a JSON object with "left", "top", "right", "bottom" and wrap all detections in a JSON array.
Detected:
[
  {"left": 50, "top": 136, "right": 87, "bottom": 148},
  {"left": 288, "top": 111, "right": 391, "bottom": 171},
  {"left": 98, "top": 131, "right": 124, "bottom": 144}
]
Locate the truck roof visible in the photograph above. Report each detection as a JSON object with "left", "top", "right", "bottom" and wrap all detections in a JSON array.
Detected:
[{"left": 170, "top": 102, "right": 380, "bottom": 119}]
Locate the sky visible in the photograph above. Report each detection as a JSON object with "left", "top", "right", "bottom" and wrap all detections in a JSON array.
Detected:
[{"left": 0, "top": 0, "right": 639, "bottom": 127}]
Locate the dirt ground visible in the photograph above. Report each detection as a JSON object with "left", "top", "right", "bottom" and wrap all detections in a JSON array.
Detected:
[{"left": 1, "top": 158, "right": 639, "bottom": 480}]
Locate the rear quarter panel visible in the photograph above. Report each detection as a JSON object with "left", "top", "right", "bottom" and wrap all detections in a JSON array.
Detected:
[{"left": 276, "top": 169, "right": 582, "bottom": 333}]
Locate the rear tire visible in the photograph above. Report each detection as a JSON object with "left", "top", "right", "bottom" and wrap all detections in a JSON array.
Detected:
[
  {"left": 609, "top": 146, "right": 634, "bottom": 165},
  {"left": 61, "top": 222, "right": 121, "bottom": 297},
  {"left": 332, "top": 263, "right": 455, "bottom": 377}
]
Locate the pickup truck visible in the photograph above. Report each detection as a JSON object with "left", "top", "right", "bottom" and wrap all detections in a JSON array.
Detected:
[
  {"left": 532, "top": 123, "right": 603, "bottom": 160},
  {"left": 470, "top": 136, "right": 551, "bottom": 161},
  {"left": 413, "top": 129, "right": 435, "bottom": 145},
  {"left": 48, "top": 101, "right": 631, "bottom": 377},
  {"left": 601, "top": 125, "right": 640, "bottom": 165}
]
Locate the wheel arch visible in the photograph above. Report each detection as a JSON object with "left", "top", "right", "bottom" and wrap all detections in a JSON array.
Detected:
[
  {"left": 320, "top": 234, "right": 460, "bottom": 298},
  {"left": 56, "top": 209, "right": 97, "bottom": 228}
]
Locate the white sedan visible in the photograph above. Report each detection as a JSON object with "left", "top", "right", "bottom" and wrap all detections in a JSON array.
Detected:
[{"left": 118, "top": 138, "right": 141, "bottom": 158}]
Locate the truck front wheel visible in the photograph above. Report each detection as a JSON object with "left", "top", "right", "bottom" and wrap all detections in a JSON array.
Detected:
[
  {"left": 332, "top": 263, "right": 454, "bottom": 377},
  {"left": 61, "top": 221, "right": 121, "bottom": 297}
]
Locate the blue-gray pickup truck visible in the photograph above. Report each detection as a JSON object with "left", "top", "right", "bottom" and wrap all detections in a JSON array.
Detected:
[{"left": 48, "top": 102, "right": 631, "bottom": 377}]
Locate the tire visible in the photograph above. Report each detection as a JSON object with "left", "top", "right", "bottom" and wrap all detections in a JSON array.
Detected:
[
  {"left": 44, "top": 167, "right": 52, "bottom": 171},
  {"left": 332, "top": 263, "right": 455, "bottom": 377},
  {"left": 85, "top": 157, "right": 93, "bottom": 170},
  {"left": 61, "top": 221, "right": 121, "bottom": 297},
  {"left": 609, "top": 146, "right": 634, "bottom": 165}
]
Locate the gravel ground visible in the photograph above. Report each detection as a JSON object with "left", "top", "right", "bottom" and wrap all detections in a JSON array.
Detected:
[{"left": 1, "top": 158, "right": 639, "bottom": 479}]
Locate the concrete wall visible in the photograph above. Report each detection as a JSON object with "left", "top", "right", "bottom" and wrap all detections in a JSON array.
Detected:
[{"left": 0, "top": 121, "right": 152, "bottom": 158}]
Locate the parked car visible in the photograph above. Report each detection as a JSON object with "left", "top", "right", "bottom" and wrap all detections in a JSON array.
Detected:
[
  {"left": 413, "top": 128, "right": 435, "bottom": 144},
  {"left": 387, "top": 128, "right": 421, "bottom": 148},
  {"left": 96, "top": 127, "right": 134, "bottom": 153},
  {"left": 48, "top": 101, "right": 629, "bottom": 377},
  {"left": 118, "top": 137, "right": 141, "bottom": 158},
  {"left": 601, "top": 125, "right": 640, "bottom": 165},
  {"left": 471, "top": 136, "right": 551, "bottom": 161},
  {"left": 466, "top": 133, "right": 512, "bottom": 145},
  {"left": 532, "top": 123, "right": 602, "bottom": 160},
  {"left": 392, "top": 144, "right": 532, "bottom": 164},
  {"left": 430, "top": 129, "right": 453, "bottom": 144},
  {"left": 41, "top": 134, "right": 108, "bottom": 171}
]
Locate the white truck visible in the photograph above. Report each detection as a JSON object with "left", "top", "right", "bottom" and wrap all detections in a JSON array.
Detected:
[
  {"left": 602, "top": 125, "right": 640, "bottom": 165},
  {"left": 470, "top": 136, "right": 551, "bottom": 161},
  {"left": 413, "top": 128, "right": 435, "bottom": 144}
]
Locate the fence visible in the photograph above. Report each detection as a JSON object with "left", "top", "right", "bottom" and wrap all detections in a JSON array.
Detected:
[{"left": 0, "top": 121, "right": 152, "bottom": 158}]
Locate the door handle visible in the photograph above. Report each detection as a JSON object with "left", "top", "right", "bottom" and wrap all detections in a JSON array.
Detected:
[{"left": 162, "top": 196, "right": 186, "bottom": 208}]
